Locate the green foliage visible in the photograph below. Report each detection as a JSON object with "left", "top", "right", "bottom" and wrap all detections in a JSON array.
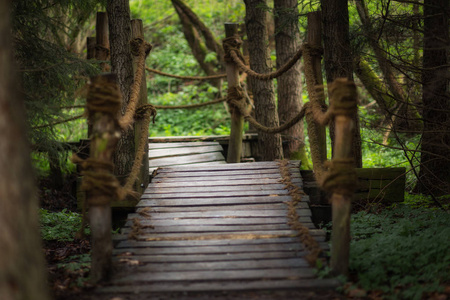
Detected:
[
  {"left": 350, "top": 204, "right": 450, "bottom": 299},
  {"left": 12, "top": 0, "right": 103, "bottom": 176},
  {"left": 39, "top": 209, "right": 89, "bottom": 241},
  {"left": 56, "top": 253, "right": 91, "bottom": 287}
]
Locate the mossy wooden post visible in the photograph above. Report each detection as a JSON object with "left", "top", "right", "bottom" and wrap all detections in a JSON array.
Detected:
[
  {"left": 225, "top": 23, "right": 244, "bottom": 163},
  {"left": 329, "top": 79, "right": 358, "bottom": 276},
  {"left": 95, "top": 12, "right": 110, "bottom": 72},
  {"left": 87, "top": 74, "right": 121, "bottom": 283},
  {"left": 131, "top": 19, "right": 150, "bottom": 194},
  {"left": 307, "top": 11, "right": 327, "bottom": 164}
]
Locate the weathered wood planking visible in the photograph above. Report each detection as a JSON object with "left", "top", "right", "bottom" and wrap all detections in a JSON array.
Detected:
[
  {"left": 99, "top": 161, "right": 336, "bottom": 294},
  {"left": 148, "top": 141, "right": 226, "bottom": 172}
]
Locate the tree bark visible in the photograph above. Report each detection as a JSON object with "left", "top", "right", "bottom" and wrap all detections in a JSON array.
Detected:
[
  {"left": 244, "top": 0, "right": 283, "bottom": 161},
  {"left": 0, "top": 0, "right": 50, "bottom": 298},
  {"left": 274, "top": 0, "right": 306, "bottom": 161},
  {"left": 107, "top": 0, "right": 136, "bottom": 181},
  {"left": 417, "top": 0, "right": 450, "bottom": 196},
  {"left": 321, "top": 0, "right": 362, "bottom": 168}
]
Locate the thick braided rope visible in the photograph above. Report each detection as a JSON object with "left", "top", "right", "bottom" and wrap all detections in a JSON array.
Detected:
[
  {"left": 154, "top": 97, "right": 226, "bottom": 109},
  {"left": 146, "top": 67, "right": 226, "bottom": 80},
  {"left": 121, "top": 105, "right": 157, "bottom": 198},
  {"left": 32, "top": 114, "right": 84, "bottom": 129},
  {"left": 119, "top": 38, "right": 152, "bottom": 130},
  {"left": 278, "top": 160, "right": 323, "bottom": 265},
  {"left": 229, "top": 46, "right": 303, "bottom": 80},
  {"left": 227, "top": 86, "right": 308, "bottom": 134}
]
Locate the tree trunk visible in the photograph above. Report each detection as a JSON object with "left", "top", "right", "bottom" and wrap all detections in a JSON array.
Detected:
[
  {"left": 321, "top": 0, "right": 362, "bottom": 168},
  {"left": 417, "top": 0, "right": 450, "bottom": 196},
  {"left": 244, "top": 0, "right": 283, "bottom": 161},
  {"left": 107, "top": 0, "right": 136, "bottom": 181},
  {"left": 0, "top": 1, "right": 50, "bottom": 298},
  {"left": 274, "top": 0, "right": 307, "bottom": 161}
]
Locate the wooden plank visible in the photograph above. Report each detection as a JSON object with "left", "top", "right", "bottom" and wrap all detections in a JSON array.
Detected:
[
  {"left": 115, "top": 237, "right": 323, "bottom": 248},
  {"left": 149, "top": 152, "right": 225, "bottom": 168},
  {"left": 120, "top": 229, "right": 324, "bottom": 239},
  {"left": 149, "top": 145, "right": 223, "bottom": 158},
  {"left": 114, "top": 268, "right": 316, "bottom": 283},
  {"left": 148, "top": 178, "right": 301, "bottom": 188},
  {"left": 155, "top": 167, "right": 300, "bottom": 177},
  {"left": 98, "top": 278, "right": 340, "bottom": 293},
  {"left": 114, "top": 233, "right": 326, "bottom": 243},
  {"left": 113, "top": 251, "right": 312, "bottom": 262},
  {"left": 128, "top": 213, "right": 313, "bottom": 224},
  {"left": 140, "top": 190, "right": 290, "bottom": 199},
  {"left": 123, "top": 218, "right": 315, "bottom": 228},
  {"left": 135, "top": 206, "right": 313, "bottom": 216},
  {"left": 124, "top": 258, "right": 310, "bottom": 272},
  {"left": 145, "top": 184, "right": 289, "bottom": 194},
  {"left": 156, "top": 161, "right": 300, "bottom": 172},
  {"left": 152, "top": 173, "right": 301, "bottom": 182},
  {"left": 114, "top": 243, "right": 305, "bottom": 255},
  {"left": 129, "top": 209, "right": 312, "bottom": 219},
  {"left": 121, "top": 224, "right": 304, "bottom": 235},
  {"left": 136, "top": 197, "right": 308, "bottom": 207},
  {"left": 149, "top": 142, "right": 222, "bottom": 149}
]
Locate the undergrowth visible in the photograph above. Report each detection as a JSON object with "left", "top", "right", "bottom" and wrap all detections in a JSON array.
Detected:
[
  {"left": 348, "top": 203, "right": 450, "bottom": 299},
  {"left": 40, "top": 208, "right": 89, "bottom": 242}
]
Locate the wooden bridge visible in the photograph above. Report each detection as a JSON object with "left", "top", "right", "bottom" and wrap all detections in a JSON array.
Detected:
[{"left": 98, "top": 158, "right": 338, "bottom": 294}]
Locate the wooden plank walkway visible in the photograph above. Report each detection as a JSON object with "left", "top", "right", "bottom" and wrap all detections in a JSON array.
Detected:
[
  {"left": 149, "top": 141, "right": 226, "bottom": 174},
  {"left": 100, "top": 161, "right": 338, "bottom": 294}
]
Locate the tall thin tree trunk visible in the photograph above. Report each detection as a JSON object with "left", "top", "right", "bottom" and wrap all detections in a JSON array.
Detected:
[
  {"left": 274, "top": 0, "right": 306, "bottom": 160},
  {"left": 0, "top": 1, "right": 50, "bottom": 298},
  {"left": 107, "top": 0, "right": 136, "bottom": 180},
  {"left": 321, "top": 0, "right": 362, "bottom": 167},
  {"left": 417, "top": 0, "right": 450, "bottom": 196},
  {"left": 244, "top": 0, "right": 283, "bottom": 161}
]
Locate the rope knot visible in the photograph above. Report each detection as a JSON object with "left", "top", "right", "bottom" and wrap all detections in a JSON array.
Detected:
[
  {"left": 226, "top": 86, "right": 251, "bottom": 116},
  {"left": 320, "top": 158, "right": 357, "bottom": 197},
  {"left": 223, "top": 36, "right": 244, "bottom": 63},
  {"left": 135, "top": 104, "right": 157, "bottom": 123},
  {"left": 328, "top": 78, "right": 358, "bottom": 118},
  {"left": 86, "top": 74, "right": 122, "bottom": 118},
  {"left": 130, "top": 38, "right": 152, "bottom": 57}
]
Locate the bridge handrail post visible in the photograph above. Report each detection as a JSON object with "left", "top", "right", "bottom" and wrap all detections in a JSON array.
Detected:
[
  {"left": 224, "top": 23, "right": 244, "bottom": 163},
  {"left": 327, "top": 79, "right": 358, "bottom": 276}
]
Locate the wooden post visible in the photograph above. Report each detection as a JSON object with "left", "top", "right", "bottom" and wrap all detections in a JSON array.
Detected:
[
  {"left": 131, "top": 19, "right": 149, "bottom": 194},
  {"left": 225, "top": 23, "right": 244, "bottom": 163},
  {"left": 87, "top": 37, "right": 96, "bottom": 60},
  {"left": 95, "top": 12, "right": 110, "bottom": 71},
  {"left": 307, "top": 11, "right": 327, "bottom": 163},
  {"left": 329, "top": 79, "right": 357, "bottom": 276},
  {"left": 87, "top": 74, "right": 121, "bottom": 283}
]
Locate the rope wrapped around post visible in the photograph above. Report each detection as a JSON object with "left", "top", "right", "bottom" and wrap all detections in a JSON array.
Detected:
[
  {"left": 73, "top": 74, "right": 134, "bottom": 203},
  {"left": 315, "top": 79, "right": 359, "bottom": 197}
]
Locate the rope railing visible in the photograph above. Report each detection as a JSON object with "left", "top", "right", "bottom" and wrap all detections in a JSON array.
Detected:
[
  {"left": 223, "top": 36, "right": 304, "bottom": 80},
  {"left": 154, "top": 97, "right": 226, "bottom": 109},
  {"left": 119, "top": 38, "right": 152, "bottom": 130},
  {"left": 146, "top": 67, "right": 226, "bottom": 80}
]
